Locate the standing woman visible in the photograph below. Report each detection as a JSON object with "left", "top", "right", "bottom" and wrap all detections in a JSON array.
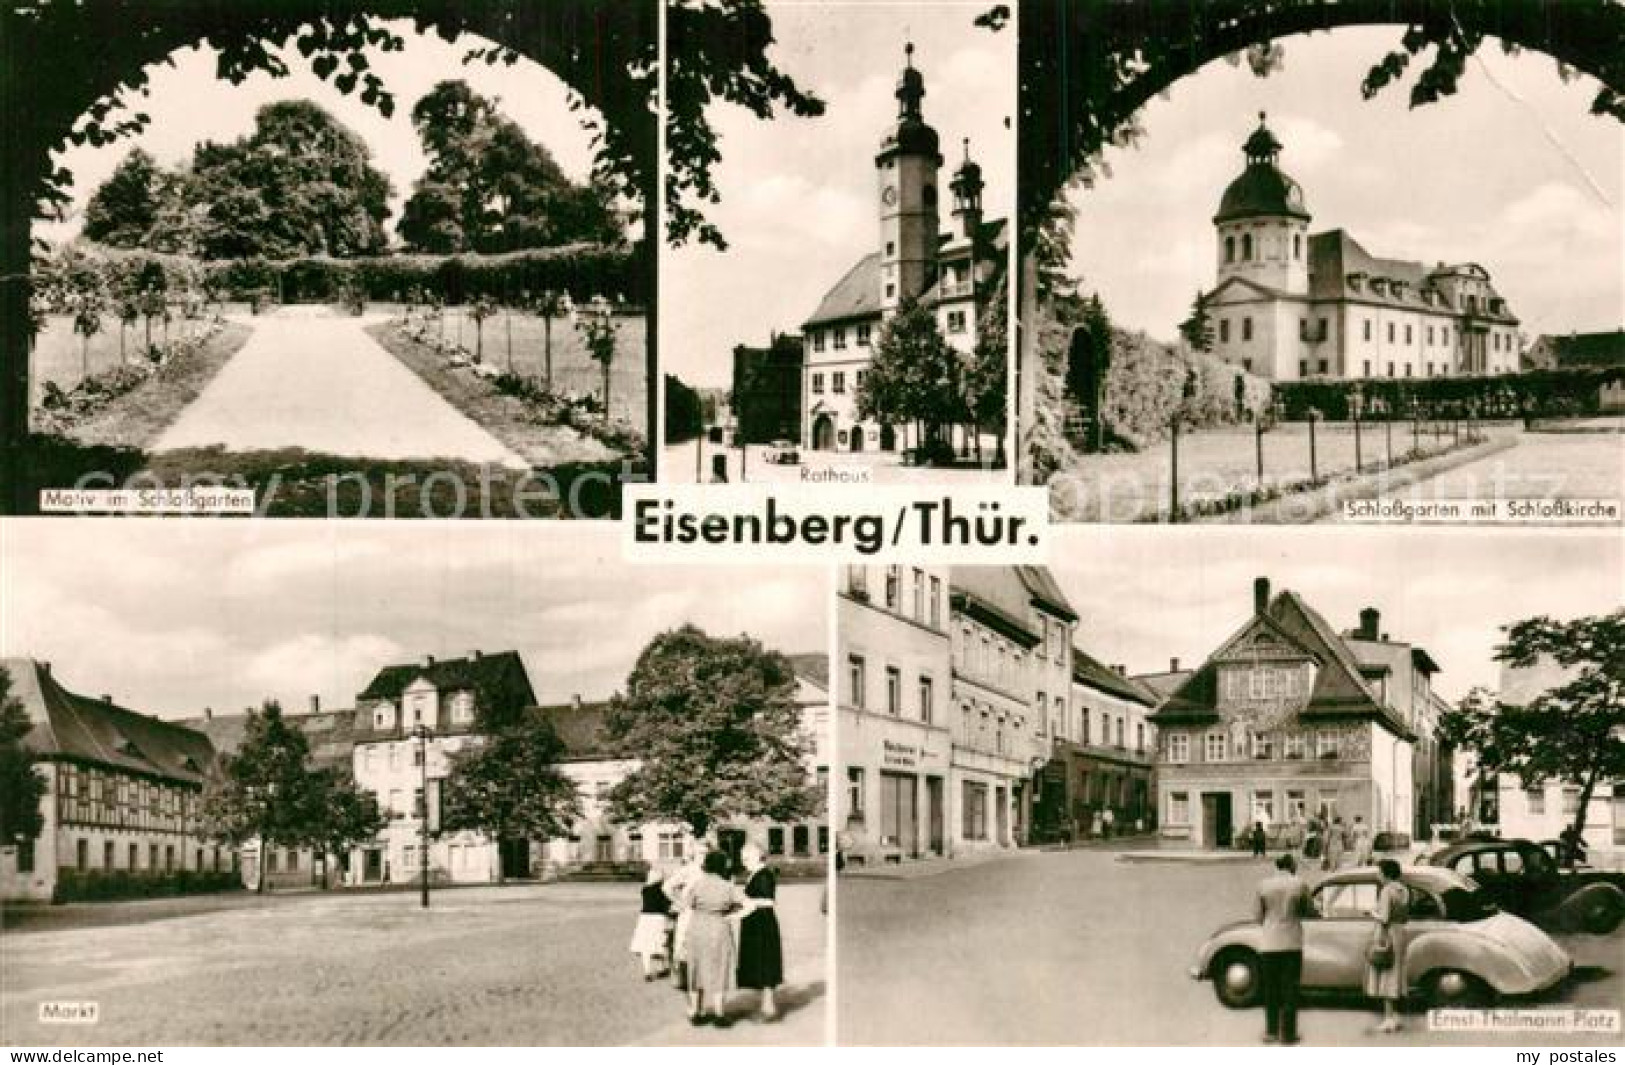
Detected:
[
  {"left": 736, "top": 843, "right": 784, "bottom": 1022},
  {"left": 1365, "top": 859, "right": 1411, "bottom": 1034},
  {"left": 682, "top": 849, "right": 745, "bottom": 1027}
]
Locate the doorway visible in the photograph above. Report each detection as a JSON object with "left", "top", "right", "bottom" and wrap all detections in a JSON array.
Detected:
[
  {"left": 499, "top": 838, "right": 532, "bottom": 880},
  {"left": 926, "top": 777, "right": 945, "bottom": 856},
  {"left": 1202, "top": 792, "right": 1234, "bottom": 849},
  {"left": 716, "top": 828, "right": 747, "bottom": 874},
  {"left": 879, "top": 771, "right": 918, "bottom": 856},
  {"left": 811, "top": 414, "right": 835, "bottom": 451}
]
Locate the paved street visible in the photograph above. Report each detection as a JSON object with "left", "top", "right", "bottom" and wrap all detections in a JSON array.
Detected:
[
  {"left": 152, "top": 309, "right": 527, "bottom": 468},
  {"left": 2, "top": 880, "right": 826, "bottom": 1046},
  {"left": 662, "top": 440, "right": 1006, "bottom": 485},
  {"left": 838, "top": 848, "right": 1622, "bottom": 1046}
]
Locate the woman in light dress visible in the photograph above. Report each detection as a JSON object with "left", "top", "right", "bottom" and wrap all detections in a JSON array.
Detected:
[
  {"left": 1365, "top": 858, "right": 1411, "bottom": 1034},
  {"left": 680, "top": 849, "right": 747, "bottom": 1026}
]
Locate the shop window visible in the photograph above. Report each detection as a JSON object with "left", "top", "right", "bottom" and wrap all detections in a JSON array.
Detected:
[
  {"left": 1168, "top": 792, "right": 1190, "bottom": 825},
  {"left": 793, "top": 825, "right": 811, "bottom": 856}
]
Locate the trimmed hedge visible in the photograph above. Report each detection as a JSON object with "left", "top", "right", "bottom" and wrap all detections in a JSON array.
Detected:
[
  {"left": 1272, "top": 366, "right": 1625, "bottom": 422},
  {"left": 54, "top": 867, "right": 243, "bottom": 903},
  {"left": 203, "top": 244, "right": 640, "bottom": 305}
]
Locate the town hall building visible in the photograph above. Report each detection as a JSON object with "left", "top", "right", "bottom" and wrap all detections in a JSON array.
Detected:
[
  {"left": 1203, "top": 114, "right": 1521, "bottom": 382},
  {"left": 802, "top": 43, "right": 1007, "bottom": 455}
]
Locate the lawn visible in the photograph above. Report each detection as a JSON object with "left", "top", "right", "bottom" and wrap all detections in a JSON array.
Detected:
[
  {"left": 407, "top": 305, "right": 648, "bottom": 426},
  {"left": 1048, "top": 419, "right": 1510, "bottom": 522},
  {"left": 30, "top": 313, "right": 219, "bottom": 405}
]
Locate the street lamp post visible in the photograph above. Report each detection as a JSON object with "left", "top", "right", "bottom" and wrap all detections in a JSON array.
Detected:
[{"left": 414, "top": 723, "right": 431, "bottom": 909}]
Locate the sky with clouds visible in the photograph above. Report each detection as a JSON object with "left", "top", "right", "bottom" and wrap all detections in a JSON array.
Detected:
[
  {"left": 41, "top": 19, "right": 597, "bottom": 246},
  {"left": 1, "top": 522, "right": 826, "bottom": 720},
  {"left": 1047, "top": 527, "right": 1622, "bottom": 704},
  {"left": 663, "top": 1, "right": 1015, "bottom": 388},
  {"left": 1066, "top": 27, "right": 1622, "bottom": 345}
]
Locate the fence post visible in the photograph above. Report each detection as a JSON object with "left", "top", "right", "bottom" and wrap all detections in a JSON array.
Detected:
[
  {"left": 1309, "top": 416, "right": 1318, "bottom": 482},
  {"left": 1353, "top": 411, "right": 1362, "bottom": 472},
  {"left": 1385, "top": 418, "right": 1393, "bottom": 467},
  {"left": 1255, "top": 417, "right": 1264, "bottom": 486},
  {"left": 1169, "top": 418, "right": 1180, "bottom": 523}
]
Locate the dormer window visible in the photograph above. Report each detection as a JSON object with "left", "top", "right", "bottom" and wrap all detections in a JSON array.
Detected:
[
  {"left": 450, "top": 691, "right": 475, "bottom": 726},
  {"left": 1347, "top": 273, "right": 1364, "bottom": 292}
]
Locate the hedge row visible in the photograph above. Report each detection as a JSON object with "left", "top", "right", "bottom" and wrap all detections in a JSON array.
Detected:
[
  {"left": 54, "top": 867, "right": 242, "bottom": 903},
  {"left": 1272, "top": 366, "right": 1625, "bottom": 422},
  {"left": 204, "top": 243, "right": 641, "bottom": 305}
]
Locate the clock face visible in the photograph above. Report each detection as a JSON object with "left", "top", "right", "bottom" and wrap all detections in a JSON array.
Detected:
[{"left": 881, "top": 185, "right": 898, "bottom": 206}]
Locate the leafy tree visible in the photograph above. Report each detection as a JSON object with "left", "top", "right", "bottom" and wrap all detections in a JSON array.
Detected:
[
  {"left": 468, "top": 295, "right": 497, "bottom": 365},
  {"left": 575, "top": 295, "right": 619, "bottom": 420},
  {"left": 859, "top": 298, "right": 964, "bottom": 451},
  {"left": 1440, "top": 610, "right": 1625, "bottom": 847},
  {"left": 665, "top": 373, "right": 704, "bottom": 445},
  {"left": 399, "top": 80, "right": 618, "bottom": 254},
  {"left": 533, "top": 289, "right": 570, "bottom": 389},
  {"left": 0, "top": 666, "right": 46, "bottom": 850},
  {"left": 189, "top": 100, "right": 393, "bottom": 259},
  {"left": 1178, "top": 290, "right": 1214, "bottom": 354},
  {"left": 198, "top": 700, "right": 315, "bottom": 893},
  {"left": 439, "top": 715, "right": 580, "bottom": 869},
  {"left": 964, "top": 285, "right": 1009, "bottom": 465},
  {"left": 296, "top": 766, "right": 386, "bottom": 887},
  {"left": 83, "top": 148, "right": 173, "bottom": 247},
  {"left": 603, "top": 625, "right": 819, "bottom": 839}
]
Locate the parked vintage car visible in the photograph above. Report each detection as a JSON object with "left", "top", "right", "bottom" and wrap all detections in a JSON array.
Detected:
[
  {"left": 764, "top": 439, "right": 800, "bottom": 465},
  {"left": 1191, "top": 866, "right": 1571, "bottom": 1009},
  {"left": 1425, "top": 838, "right": 1625, "bottom": 934}
]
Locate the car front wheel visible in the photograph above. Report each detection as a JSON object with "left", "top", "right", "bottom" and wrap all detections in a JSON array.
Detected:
[
  {"left": 1423, "top": 968, "right": 1492, "bottom": 1008},
  {"left": 1211, "top": 949, "right": 1263, "bottom": 1009},
  {"left": 1577, "top": 893, "right": 1623, "bottom": 934}
]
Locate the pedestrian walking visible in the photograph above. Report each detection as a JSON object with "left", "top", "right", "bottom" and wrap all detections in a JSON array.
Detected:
[
  {"left": 664, "top": 839, "right": 710, "bottom": 992},
  {"left": 1365, "top": 859, "right": 1411, "bottom": 1034},
  {"left": 681, "top": 849, "right": 746, "bottom": 1027},
  {"left": 1323, "top": 816, "right": 1346, "bottom": 870},
  {"left": 1249, "top": 821, "right": 1267, "bottom": 858},
  {"left": 630, "top": 868, "right": 674, "bottom": 980},
  {"left": 1351, "top": 815, "right": 1374, "bottom": 866},
  {"left": 1091, "top": 809, "right": 1103, "bottom": 838},
  {"left": 736, "top": 843, "right": 784, "bottom": 1022},
  {"left": 1102, "top": 808, "right": 1116, "bottom": 839},
  {"left": 1254, "top": 853, "right": 1312, "bottom": 1045}
]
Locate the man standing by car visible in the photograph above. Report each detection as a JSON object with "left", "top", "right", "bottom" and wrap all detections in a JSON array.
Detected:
[{"left": 1255, "top": 853, "right": 1313, "bottom": 1045}]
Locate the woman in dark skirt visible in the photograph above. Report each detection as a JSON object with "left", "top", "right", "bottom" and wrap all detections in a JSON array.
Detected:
[{"left": 736, "top": 842, "right": 783, "bottom": 1022}]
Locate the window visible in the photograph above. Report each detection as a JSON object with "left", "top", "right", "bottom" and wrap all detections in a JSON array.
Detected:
[
  {"left": 885, "top": 240, "right": 895, "bottom": 255},
  {"left": 266, "top": 849, "right": 279, "bottom": 874},
  {"left": 834, "top": 328, "right": 847, "bottom": 350},
  {"left": 1252, "top": 791, "right": 1276, "bottom": 825},
  {"left": 658, "top": 831, "right": 685, "bottom": 860},
  {"left": 1363, "top": 319, "right": 1372, "bottom": 341},
  {"left": 103, "top": 840, "right": 114, "bottom": 870},
  {"left": 1317, "top": 359, "right": 1329, "bottom": 374},
  {"left": 929, "top": 576, "right": 942, "bottom": 627},
  {"left": 811, "top": 331, "right": 825, "bottom": 353},
  {"left": 1241, "top": 233, "right": 1253, "bottom": 260},
  {"left": 946, "top": 310, "right": 967, "bottom": 334},
  {"left": 1405, "top": 324, "right": 1413, "bottom": 345},
  {"left": 450, "top": 692, "right": 474, "bottom": 725},
  {"left": 912, "top": 567, "right": 925, "bottom": 619},
  {"left": 885, "top": 667, "right": 902, "bottom": 716},
  {"left": 1116, "top": 717, "right": 1125, "bottom": 748},
  {"left": 1298, "top": 360, "right": 1308, "bottom": 378},
  {"left": 1168, "top": 733, "right": 1190, "bottom": 763},
  {"left": 1387, "top": 322, "right": 1396, "bottom": 343},
  {"left": 1219, "top": 319, "right": 1230, "bottom": 343},
  {"left": 1036, "top": 693, "right": 1047, "bottom": 736},
  {"left": 847, "top": 768, "right": 866, "bottom": 820},
  {"left": 1362, "top": 359, "right": 1371, "bottom": 377},
  {"left": 1317, "top": 881, "right": 1378, "bottom": 920},
  {"left": 1283, "top": 732, "right": 1306, "bottom": 760},
  {"left": 1136, "top": 723, "right": 1145, "bottom": 753},
  {"left": 1251, "top": 732, "right": 1275, "bottom": 760},
  {"left": 1316, "top": 730, "right": 1342, "bottom": 760},
  {"left": 818, "top": 826, "right": 830, "bottom": 854},
  {"left": 832, "top": 371, "right": 846, "bottom": 394},
  {"left": 856, "top": 369, "right": 867, "bottom": 389},
  {"left": 413, "top": 746, "right": 424, "bottom": 767},
  {"left": 17, "top": 839, "right": 34, "bottom": 873},
  {"left": 919, "top": 676, "right": 934, "bottom": 724},
  {"left": 1285, "top": 790, "right": 1306, "bottom": 822},
  {"left": 847, "top": 565, "right": 868, "bottom": 597},
  {"left": 1242, "top": 318, "right": 1253, "bottom": 341},
  {"left": 1168, "top": 792, "right": 1190, "bottom": 825},
  {"left": 1294, "top": 233, "right": 1302, "bottom": 260},
  {"left": 848, "top": 655, "right": 866, "bottom": 709},
  {"left": 1204, "top": 732, "right": 1227, "bottom": 762},
  {"left": 885, "top": 283, "right": 895, "bottom": 299},
  {"left": 128, "top": 842, "right": 138, "bottom": 869},
  {"left": 1427, "top": 326, "right": 1434, "bottom": 345},
  {"left": 1387, "top": 361, "right": 1395, "bottom": 377},
  {"left": 963, "top": 781, "right": 989, "bottom": 840},
  {"left": 1562, "top": 786, "right": 1581, "bottom": 815},
  {"left": 857, "top": 324, "right": 871, "bottom": 346},
  {"left": 1299, "top": 319, "right": 1309, "bottom": 342},
  {"left": 1225, "top": 236, "right": 1235, "bottom": 263},
  {"left": 885, "top": 565, "right": 901, "bottom": 608}
]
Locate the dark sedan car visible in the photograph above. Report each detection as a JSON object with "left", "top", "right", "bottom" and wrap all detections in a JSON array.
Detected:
[{"left": 1426, "top": 838, "right": 1625, "bottom": 934}]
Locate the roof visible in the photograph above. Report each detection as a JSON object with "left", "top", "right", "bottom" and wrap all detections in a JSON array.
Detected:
[
  {"left": 1148, "top": 589, "right": 1411, "bottom": 737},
  {"left": 1308, "top": 230, "right": 1517, "bottom": 321},
  {"left": 1072, "top": 647, "right": 1159, "bottom": 707},
  {"left": 181, "top": 707, "right": 360, "bottom": 772},
  {"left": 951, "top": 566, "right": 1072, "bottom": 645},
  {"left": 1016, "top": 566, "right": 1078, "bottom": 622},
  {"left": 787, "top": 652, "right": 829, "bottom": 691},
  {"left": 357, "top": 651, "right": 535, "bottom": 710},
  {"left": 4, "top": 658, "right": 216, "bottom": 785},
  {"left": 1134, "top": 669, "right": 1193, "bottom": 700},
  {"left": 534, "top": 700, "right": 616, "bottom": 762},
  {"left": 1534, "top": 330, "right": 1625, "bottom": 368},
  {"left": 1215, "top": 160, "right": 1309, "bottom": 224},
  {"left": 805, "top": 253, "right": 882, "bottom": 328}
]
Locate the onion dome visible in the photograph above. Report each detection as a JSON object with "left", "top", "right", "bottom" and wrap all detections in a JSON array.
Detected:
[
  {"left": 1215, "top": 112, "right": 1309, "bottom": 224},
  {"left": 880, "top": 42, "right": 941, "bottom": 158}
]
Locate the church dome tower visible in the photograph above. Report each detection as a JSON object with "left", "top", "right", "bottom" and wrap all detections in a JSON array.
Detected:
[
  {"left": 876, "top": 42, "right": 943, "bottom": 313},
  {"left": 950, "top": 138, "right": 984, "bottom": 243},
  {"left": 1214, "top": 113, "right": 1311, "bottom": 295}
]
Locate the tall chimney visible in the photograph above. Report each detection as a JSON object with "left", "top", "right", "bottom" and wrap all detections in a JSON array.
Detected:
[
  {"left": 1359, "top": 607, "right": 1380, "bottom": 641},
  {"left": 40, "top": 661, "right": 51, "bottom": 677},
  {"left": 471, "top": 650, "right": 483, "bottom": 661},
  {"left": 424, "top": 654, "right": 436, "bottom": 668},
  {"left": 1253, "top": 577, "right": 1271, "bottom": 615},
  {"left": 1170, "top": 657, "right": 1180, "bottom": 673},
  {"left": 572, "top": 694, "right": 583, "bottom": 709},
  {"left": 102, "top": 694, "right": 113, "bottom": 704},
  {"left": 309, "top": 694, "right": 321, "bottom": 715},
  {"left": 204, "top": 707, "right": 213, "bottom": 721}
]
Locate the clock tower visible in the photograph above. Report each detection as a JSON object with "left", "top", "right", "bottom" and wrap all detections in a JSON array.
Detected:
[{"left": 875, "top": 42, "right": 942, "bottom": 315}]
